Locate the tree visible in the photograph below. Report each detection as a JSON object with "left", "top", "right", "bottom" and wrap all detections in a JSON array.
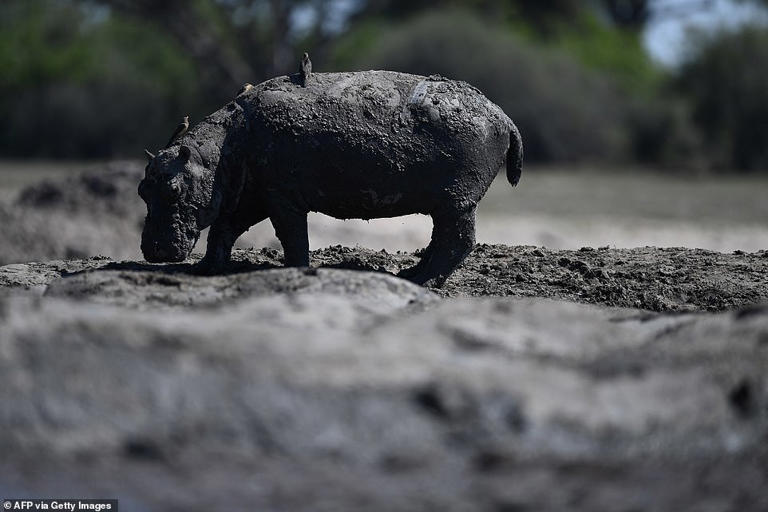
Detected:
[
  {"left": 92, "top": 0, "right": 313, "bottom": 103},
  {"left": 677, "top": 26, "right": 768, "bottom": 170},
  {"left": 601, "top": 0, "right": 650, "bottom": 28}
]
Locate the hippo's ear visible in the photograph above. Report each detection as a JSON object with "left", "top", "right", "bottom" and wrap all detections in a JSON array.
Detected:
[
  {"left": 179, "top": 145, "right": 192, "bottom": 161},
  {"left": 144, "top": 149, "right": 155, "bottom": 162}
]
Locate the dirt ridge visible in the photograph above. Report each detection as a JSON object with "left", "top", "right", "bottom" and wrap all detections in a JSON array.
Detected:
[{"left": 6, "top": 244, "right": 765, "bottom": 313}]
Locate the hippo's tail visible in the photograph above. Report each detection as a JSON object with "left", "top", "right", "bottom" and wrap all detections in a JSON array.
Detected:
[{"left": 506, "top": 123, "right": 523, "bottom": 187}]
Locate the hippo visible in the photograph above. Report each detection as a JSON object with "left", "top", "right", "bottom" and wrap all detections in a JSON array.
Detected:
[{"left": 139, "top": 70, "right": 523, "bottom": 286}]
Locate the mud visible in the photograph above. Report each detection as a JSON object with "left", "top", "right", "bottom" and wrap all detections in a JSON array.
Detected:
[
  {"left": 0, "top": 163, "right": 145, "bottom": 265},
  {"left": 2, "top": 244, "right": 766, "bottom": 312},
  {"left": 308, "top": 244, "right": 768, "bottom": 311},
  {"left": 0, "top": 261, "right": 767, "bottom": 511}
]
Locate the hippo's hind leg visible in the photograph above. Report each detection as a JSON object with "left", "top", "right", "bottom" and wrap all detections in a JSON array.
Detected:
[
  {"left": 400, "top": 207, "right": 476, "bottom": 287},
  {"left": 397, "top": 241, "right": 434, "bottom": 279},
  {"left": 270, "top": 206, "right": 310, "bottom": 267}
]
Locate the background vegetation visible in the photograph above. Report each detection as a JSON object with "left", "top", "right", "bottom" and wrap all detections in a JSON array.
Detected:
[{"left": 1, "top": 0, "right": 767, "bottom": 172}]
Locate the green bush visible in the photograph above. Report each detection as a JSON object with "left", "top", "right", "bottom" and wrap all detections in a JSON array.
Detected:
[
  {"left": 628, "top": 96, "right": 704, "bottom": 170},
  {"left": 677, "top": 26, "right": 768, "bottom": 171},
  {"left": 0, "top": 0, "right": 202, "bottom": 158},
  {"left": 509, "top": 9, "right": 662, "bottom": 95}
]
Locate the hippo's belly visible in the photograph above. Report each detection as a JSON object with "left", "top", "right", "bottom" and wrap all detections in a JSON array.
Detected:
[
  {"left": 302, "top": 167, "right": 436, "bottom": 219},
  {"left": 279, "top": 136, "right": 441, "bottom": 218}
]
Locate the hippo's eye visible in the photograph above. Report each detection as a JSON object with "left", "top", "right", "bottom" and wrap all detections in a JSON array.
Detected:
[{"left": 167, "top": 180, "right": 183, "bottom": 200}]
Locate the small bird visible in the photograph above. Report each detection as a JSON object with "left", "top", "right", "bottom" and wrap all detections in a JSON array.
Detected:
[
  {"left": 299, "top": 52, "right": 312, "bottom": 87},
  {"left": 165, "top": 115, "right": 189, "bottom": 148},
  {"left": 237, "top": 83, "right": 253, "bottom": 96}
]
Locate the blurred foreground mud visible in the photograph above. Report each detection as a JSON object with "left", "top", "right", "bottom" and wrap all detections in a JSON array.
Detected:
[{"left": 1, "top": 250, "right": 768, "bottom": 511}]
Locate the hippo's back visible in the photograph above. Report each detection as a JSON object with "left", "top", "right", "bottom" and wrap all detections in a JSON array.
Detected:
[
  {"left": 239, "top": 71, "right": 513, "bottom": 218},
  {"left": 245, "top": 70, "right": 510, "bottom": 148}
]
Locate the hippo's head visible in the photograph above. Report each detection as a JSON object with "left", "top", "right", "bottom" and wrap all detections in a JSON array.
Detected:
[{"left": 138, "top": 145, "right": 219, "bottom": 263}]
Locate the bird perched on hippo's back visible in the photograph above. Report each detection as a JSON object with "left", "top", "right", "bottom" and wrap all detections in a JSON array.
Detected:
[
  {"left": 299, "top": 52, "right": 312, "bottom": 87},
  {"left": 237, "top": 83, "right": 253, "bottom": 97},
  {"left": 165, "top": 115, "right": 189, "bottom": 148}
]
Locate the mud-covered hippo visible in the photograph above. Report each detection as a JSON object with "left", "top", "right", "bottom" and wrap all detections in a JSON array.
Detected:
[{"left": 139, "top": 70, "right": 523, "bottom": 286}]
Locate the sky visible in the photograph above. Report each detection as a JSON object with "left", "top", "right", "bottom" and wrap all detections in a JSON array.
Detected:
[{"left": 644, "top": 0, "right": 768, "bottom": 65}]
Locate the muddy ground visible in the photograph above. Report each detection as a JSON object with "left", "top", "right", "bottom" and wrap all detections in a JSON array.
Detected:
[
  {"left": 1, "top": 165, "right": 768, "bottom": 511},
  {"left": 1, "top": 254, "right": 768, "bottom": 512},
  {"left": 4, "top": 244, "right": 767, "bottom": 312}
]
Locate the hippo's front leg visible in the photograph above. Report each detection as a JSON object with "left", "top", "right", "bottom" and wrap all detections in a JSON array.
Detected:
[{"left": 195, "top": 217, "right": 251, "bottom": 274}]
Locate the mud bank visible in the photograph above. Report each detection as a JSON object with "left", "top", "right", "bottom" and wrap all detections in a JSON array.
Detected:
[
  {"left": 4, "top": 244, "right": 766, "bottom": 312},
  {"left": 1, "top": 162, "right": 767, "bottom": 510},
  {"left": 0, "top": 163, "right": 146, "bottom": 265}
]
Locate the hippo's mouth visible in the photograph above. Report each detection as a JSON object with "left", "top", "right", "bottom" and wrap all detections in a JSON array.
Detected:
[
  {"left": 140, "top": 215, "right": 199, "bottom": 263},
  {"left": 142, "top": 240, "right": 190, "bottom": 263}
]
